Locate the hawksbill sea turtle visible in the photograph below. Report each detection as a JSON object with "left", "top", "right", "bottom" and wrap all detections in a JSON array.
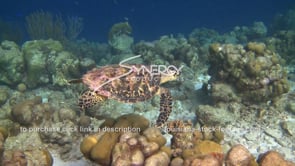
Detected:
[{"left": 70, "top": 57, "right": 181, "bottom": 127}]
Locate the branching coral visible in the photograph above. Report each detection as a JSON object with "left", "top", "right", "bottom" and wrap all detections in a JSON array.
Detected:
[
  {"left": 66, "top": 16, "right": 84, "bottom": 40},
  {"left": 26, "top": 10, "right": 66, "bottom": 41},
  {"left": 26, "top": 10, "right": 83, "bottom": 41}
]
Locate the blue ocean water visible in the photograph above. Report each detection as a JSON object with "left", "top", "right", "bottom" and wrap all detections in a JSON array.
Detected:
[{"left": 0, "top": 0, "right": 294, "bottom": 42}]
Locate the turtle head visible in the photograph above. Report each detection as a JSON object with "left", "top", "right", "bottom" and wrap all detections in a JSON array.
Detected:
[{"left": 160, "top": 67, "right": 181, "bottom": 84}]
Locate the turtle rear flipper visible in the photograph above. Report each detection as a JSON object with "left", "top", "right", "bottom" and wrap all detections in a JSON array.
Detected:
[
  {"left": 78, "top": 90, "right": 107, "bottom": 111},
  {"left": 156, "top": 88, "right": 172, "bottom": 127}
]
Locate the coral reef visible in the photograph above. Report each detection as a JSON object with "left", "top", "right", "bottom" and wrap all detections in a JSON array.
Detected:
[
  {"left": 188, "top": 22, "right": 267, "bottom": 51},
  {"left": 133, "top": 35, "right": 203, "bottom": 75},
  {"left": 2, "top": 129, "right": 53, "bottom": 166},
  {"left": 80, "top": 114, "right": 150, "bottom": 165},
  {"left": 208, "top": 42, "right": 289, "bottom": 103},
  {"left": 108, "top": 22, "right": 132, "bottom": 41},
  {"left": 2, "top": 149, "right": 53, "bottom": 166},
  {"left": 22, "top": 39, "right": 81, "bottom": 88},
  {"left": 77, "top": 63, "right": 177, "bottom": 127},
  {"left": 31, "top": 98, "right": 88, "bottom": 161},
  {"left": 0, "top": 88, "right": 9, "bottom": 106},
  {"left": 164, "top": 120, "right": 225, "bottom": 165},
  {"left": 196, "top": 104, "right": 239, "bottom": 126},
  {"left": 108, "top": 22, "right": 134, "bottom": 53},
  {"left": 39, "top": 120, "right": 81, "bottom": 160},
  {"left": 2, "top": 150, "right": 28, "bottom": 166},
  {"left": 210, "top": 83, "right": 240, "bottom": 103},
  {"left": 188, "top": 28, "right": 221, "bottom": 46},
  {"left": 58, "top": 107, "right": 76, "bottom": 121},
  {"left": 143, "top": 127, "right": 167, "bottom": 147},
  {"left": 64, "top": 39, "right": 110, "bottom": 65},
  {"left": 3, "top": 88, "right": 92, "bottom": 163},
  {"left": 11, "top": 96, "right": 51, "bottom": 126},
  {"left": 1, "top": 11, "right": 295, "bottom": 165},
  {"left": 16, "top": 83, "right": 27, "bottom": 93},
  {"left": 196, "top": 41, "right": 294, "bottom": 163},
  {"left": 257, "top": 151, "right": 295, "bottom": 166},
  {"left": 0, "top": 41, "right": 24, "bottom": 86},
  {"left": 111, "top": 129, "right": 171, "bottom": 166},
  {"left": 266, "top": 30, "right": 295, "bottom": 64},
  {"left": 225, "top": 144, "right": 257, "bottom": 166},
  {"left": 0, "top": 127, "right": 8, "bottom": 164},
  {"left": 271, "top": 8, "right": 295, "bottom": 32},
  {"left": 229, "top": 22, "right": 268, "bottom": 43},
  {"left": 78, "top": 115, "right": 92, "bottom": 129},
  {"left": 166, "top": 120, "right": 202, "bottom": 151}
]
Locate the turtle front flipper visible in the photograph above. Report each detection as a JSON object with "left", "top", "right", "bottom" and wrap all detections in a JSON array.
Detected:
[
  {"left": 78, "top": 90, "right": 107, "bottom": 111},
  {"left": 156, "top": 88, "right": 172, "bottom": 127}
]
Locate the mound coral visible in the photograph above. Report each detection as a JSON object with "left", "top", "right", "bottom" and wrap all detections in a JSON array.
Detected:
[
  {"left": 22, "top": 39, "right": 81, "bottom": 88},
  {"left": 0, "top": 127, "right": 8, "bottom": 164},
  {"left": 257, "top": 151, "right": 295, "bottom": 166},
  {"left": 266, "top": 30, "right": 295, "bottom": 65},
  {"left": 108, "top": 22, "right": 133, "bottom": 53},
  {"left": 79, "top": 116, "right": 295, "bottom": 165},
  {"left": 0, "top": 88, "right": 9, "bottom": 106},
  {"left": 208, "top": 42, "right": 289, "bottom": 103},
  {"left": 112, "top": 130, "right": 171, "bottom": 166},
  {"left": 0, "top": 41, "right": 24, "bottom": 86},
  {"left": 1, "top": 125, "right": 53, "bottom": 166},
  {"left": 225, "top": 144, "right": 257, "bottom": 166},
  {"left": 11, "top": 96, "right": 42, "bottom": 126},
  {"left": 80, "top": 114, "right": 150, "bottom": 165},
  {"left": 2, "top": 149, "right": 53, "bottom": 166}
]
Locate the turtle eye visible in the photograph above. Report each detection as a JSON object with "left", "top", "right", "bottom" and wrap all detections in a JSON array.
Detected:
[
  {"left": 167, "top": 68, "right": 177, "bottom": 76},
  {"left": 174, "top": 71, "right": 180, "bottom": 76},
  {"left": 171, "top": 69, "right": 180, "bottom": 76}
]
